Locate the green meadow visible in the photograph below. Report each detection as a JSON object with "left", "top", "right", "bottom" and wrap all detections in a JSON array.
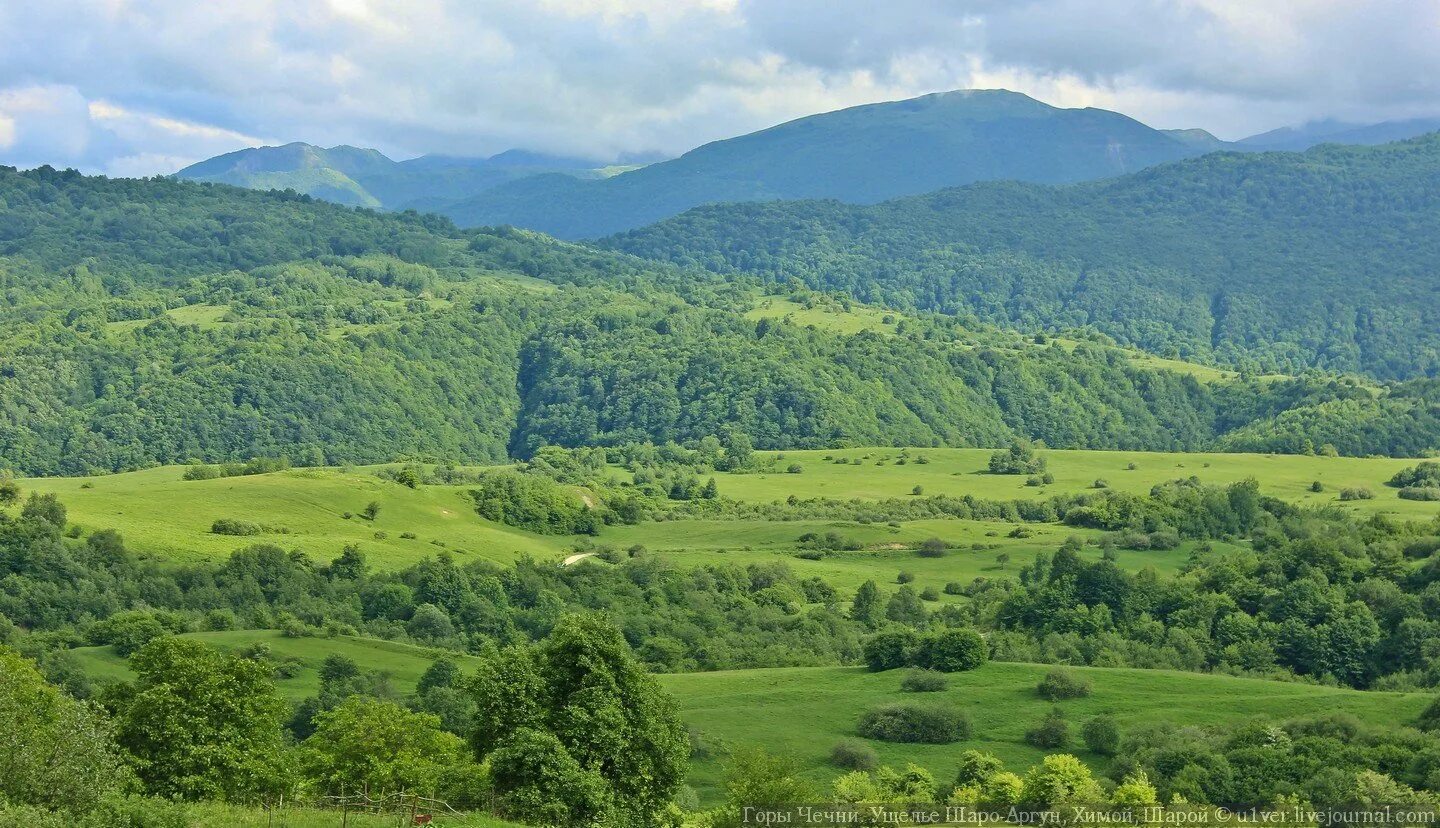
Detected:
[
  {"left": 70, "top": 630, "right": 483, "bottom": 702},
  {"left": 20, "top": 465, "right": 568, "bottom": 568},
  {"left": 19, "top": 447, "right": 1434, "bottom": 584},
  {"left": 708, "top": 447, "right": 1439, "bottom": 519},
  {"left": 660, "top": 662, "right": 1431, "bottom": 802},
  {"left": 68, "top": 630, "right": 1428, "bottom": 807}
]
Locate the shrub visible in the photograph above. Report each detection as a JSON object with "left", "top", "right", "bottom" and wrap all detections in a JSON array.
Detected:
[
  {"left": 896, "top": 571, "right": 914, "bottom": 584},
  {"left": 917, "top": 537, "right": 947, "bottom": 558},
  {"left": 857, "top": 704, "right": 971, "bottom": 744},
  {"left": 830, "top": 740, "right": 879, "bottom": 771},
  {"left": 863, "top": 627, "right": 920, "bottom": 671},
  {"left": 1340, "top": 487, "right": 1374, "bottom": 501},
  {"left": 914, "top": 628, "right": 988, "bottom": 673},
  {"left": 1037, "top": 669, "right": 1092, "bottom": 701},
  {"left": 1400, "top": 488, "right": 1440, "bottom": 501},
  {"left": 211, "top": 518, "right": 262, "bottom": 536},
  {"left": 989, "top": 441, "right": 1045, "bottom": 475},
  {"left": 943, "top": 582, "right": 964, "bottom": 595},
  {"left": 1081, "top": 715, "right": 1120, "bottom": 756},
  {"left": 1310, "top": 480, "right": 1325, "bottom": 493},
  {"left": 1389, "top": 462, "right": 1440, "bottom": 489},
  {"left": 1025, "top": 709, "right": 1069, "bottom": 748},
  {"left": 1092, "top": 479, "right": 1109, "bottom": 489},
  {"left": 919, "top": 586, "right": 940, "bottom": 602},
  {"left": 182, "top": 464, "right": 219, "bottom": 481},
  {"left": 900, "top": 670, "right": 949, "bottom": 693}
]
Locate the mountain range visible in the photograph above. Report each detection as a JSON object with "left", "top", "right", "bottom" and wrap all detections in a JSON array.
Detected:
[
  {"left": 176, "top": 144, "right": 634, "bottom": 210},
  {"left": 173, "top": 89, "right": 1440, "bottom": 240}
]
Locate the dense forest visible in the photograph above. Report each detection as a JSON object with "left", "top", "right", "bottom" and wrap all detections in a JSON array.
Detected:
[
  {"left": 603, "top": 135, "right": 1440, "bottom": 379},
  {"left": 3, "top": 165, "right": 1438, "bottom": 475}
]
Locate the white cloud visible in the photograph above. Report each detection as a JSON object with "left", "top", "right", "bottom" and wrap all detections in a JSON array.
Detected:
[{"left": 0, "top": 0, "right": 1437, "bottom": 175}]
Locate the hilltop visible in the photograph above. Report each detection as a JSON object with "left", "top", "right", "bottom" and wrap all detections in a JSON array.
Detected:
[{"left": 432, "top": 89, "right": 1214, "bottom": 238}]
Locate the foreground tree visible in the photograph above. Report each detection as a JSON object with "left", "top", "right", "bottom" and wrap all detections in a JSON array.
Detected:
[
  {"left": 301, "top": 696, "right": 465, "bottom": 796},
  {"left": 469, "top": 614, "right": 688, "bottom": 827},
  {"left": 0, "top": 646, "right": 130, "bottom": 812},
  {"left": 108, "top": 637, "right": 289, "bottom": 801}
]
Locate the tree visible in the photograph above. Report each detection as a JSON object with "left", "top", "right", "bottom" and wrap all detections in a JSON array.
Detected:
[
  {"left": 914, "top": 628, "right": 988, "bottom": 672},
  {"left": 301, "top": 696, "right": 465, "bottom": 796},
  {"left": 328, "top": 545, "right": 368, "bottom": 581},
  {"left": 886, "top": 585, "right": 928, "bottom": 627},
  {"left": 361, "top": 500, "right": 381, "bottom": 521},
  {"left": 717, "top": 748, "right": 815, "bottom": 827},
  {"left": 109, "top": 637, "right": 289, "bottom": 801},
  {"left": 20, "top": 492, "right": 66, "bottom": 529},
  {"left": 0, "top": 647, "right": 130, "bottom": 813},
  {"left": 1025, "top": 708, "right": 1070, "bottom": 749},
  {"left": 862, "top": 627, "right": 920, "bottom": 671},
  {"left": 468, "top": 614, "right": 687, "bottom": 827},
  {"left": 489, "top": 728, "right": 612, "bottom": 827},
  {"left": 417, "top": 658, "right": 462, "bottom": 695},
  {"left": 1019, "top": 754, "right": 1102, "bottom": 807},
  {"left": 851, "top": 580, "right": 885, "bottom": 629},
  {"left": 406, "top": 603, "right": 456, "bottom": 643},
  {"left": 918, "top": 537, "right": 947, "bottom": 558},
  {"left": 719, "top": 430, "right": 754, "bottom": 471},
  {"left": 0, "top": 473, "right": 19, "bottom": 506},
  {"left": 1110, "top": 771, "right": 1159, "bottom": 806},
  {"left": 1081, "top": 715, "right": 1120, "bottom": 756}
]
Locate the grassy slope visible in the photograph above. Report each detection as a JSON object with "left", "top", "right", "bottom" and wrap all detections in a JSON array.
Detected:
[
  {"left": 70, "top": 630, "right": 482, "bottom": 702},
  {"left": 20, "top": 447, "right": 1433, "bottom": 581},
  {"left": 21, "top": 466, "right": 568, "bottom": 568},
  {"left": 598, "top": 519, "right": 1207, "bottom": 599},
  {"left": 659, "top": 662, "right": 1431, "bottom": 803},
  {"left": 69, "top": 631, "right": 1426, "bottom": 807},
  {"left": 710, "top": 447, "right": 1440, "bottom": 520}
]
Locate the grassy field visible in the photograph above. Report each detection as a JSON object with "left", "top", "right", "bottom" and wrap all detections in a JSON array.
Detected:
[
  {"left": 597, "top": 518, "right": 1211, "bottom": 598},
  {"left": 659, "top": 662, "right": 1431, "bottom": 803},
  {"left": 20, "top": 465, "right": 569, "bottom": 568},
  {"left": 67, "top": 629, "right": 1428, "bottom": 809},
  {"left": 69, "top": 629, "right": 480, "bottom": 702},
  {"left": 746, "top": 296, "right": 904, "bottom": 335},
  {"left": 709, "top": 447, "right": 1440, "bottom": 520},
  {"left": 18, "top": 446, "right": 1433, "bottom": 582}
]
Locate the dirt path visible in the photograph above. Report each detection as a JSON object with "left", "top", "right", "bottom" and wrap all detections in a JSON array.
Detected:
[{"left": 562, "top": 551, "right": 597, "bottom": 566}]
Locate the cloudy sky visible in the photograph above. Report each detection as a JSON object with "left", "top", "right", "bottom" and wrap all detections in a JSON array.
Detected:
[{"left": 1, "top": 0, "right": 1437, "bottom": 176}]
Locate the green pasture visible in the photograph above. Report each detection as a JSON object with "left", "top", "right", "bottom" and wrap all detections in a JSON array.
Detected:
[
  {"left": 69, "top": 630, "right": 480, "bottom": 702},
  {"left": 20, "top": 466, "right": 568, "bottom": 568},
  {"left": 658, "top": 662, "right": 1431, "bottom": 803},
  {"left": 711, "top": 447, "right": 1439, "bottom": 519}
]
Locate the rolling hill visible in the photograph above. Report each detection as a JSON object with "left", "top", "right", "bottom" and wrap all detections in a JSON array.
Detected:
[
  {"left": 604, "top": 134, "right": 1440, "bottom": 380},
  {"left": 433, "top": 89, "right": 1217, "bottom": 238},
  {"left": 3, "top": 164, "right": 1438, "bottom": 476},
  {"left": 175, "top": 142, "right": 620, "bottom": 209}
]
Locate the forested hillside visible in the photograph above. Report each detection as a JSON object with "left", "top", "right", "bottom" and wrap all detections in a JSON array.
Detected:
[
  {"left": 2, "top": 165, "right": 1437, "bottom": 476},
  {"left": 604, "top": 135, "right": 1440, "bottom": 379},
  {"left": 436, "top": 90, "right": 1210, "bottom": 239}
]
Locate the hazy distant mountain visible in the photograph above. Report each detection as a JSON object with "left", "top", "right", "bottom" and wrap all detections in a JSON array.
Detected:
[
  {"left": 432, "top": 89, "right": 1218, "bottom": 239},
  {"left": 175, "top": 143, "right": 619, "bottom": 209},
  {"left": 1239, "top": 117, "right": 1440, "bottom": 151}
]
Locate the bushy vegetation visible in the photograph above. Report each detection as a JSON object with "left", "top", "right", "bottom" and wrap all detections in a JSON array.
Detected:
[{"left": 856, "top": 703, "right": 972, "bottom": 743}]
